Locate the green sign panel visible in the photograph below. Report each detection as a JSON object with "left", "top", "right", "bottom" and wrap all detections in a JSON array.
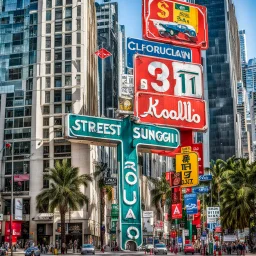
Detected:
[
  {"left": 111, "top": 204, "right": 119, "bottom": 219},
  {"left": 66, "top": 114, "right": 180, "bottom": 250}
]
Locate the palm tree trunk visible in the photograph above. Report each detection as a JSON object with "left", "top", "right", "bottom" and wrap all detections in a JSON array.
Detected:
[{"left": 61, "top": 211, "right": 66, "bottom": 245}]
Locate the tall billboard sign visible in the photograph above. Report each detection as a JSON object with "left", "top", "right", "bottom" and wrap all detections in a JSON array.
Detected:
[
  {"left": 142, "top": 0, "right": 208, "bottom": 49},
  {"left": 65, "top": 114, "right": 180, "bottom": 250}
]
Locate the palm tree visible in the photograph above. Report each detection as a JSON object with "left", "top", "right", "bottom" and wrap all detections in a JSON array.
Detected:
[
  {"left": 36, "top": 159, "right": 92, "bottom": 244},
  {"left": 93, "top": 161, "right": 113, "bottom": 246},
  {"left": 220, "top": 157, "right": 256, "bottom": 230},
  {"left": 148, "top": 173, "right": 171, "bottom": 216}
]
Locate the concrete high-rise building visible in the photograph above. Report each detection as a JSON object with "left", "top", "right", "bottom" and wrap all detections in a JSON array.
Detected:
[
  {"left": 239, "top": 30, "right": 248, "bottom": 87},
  {"left": 0, "top": 0, "right": 99, "bottom": 246},
  {"left": 195, "top": 0, "right": 242, "bottom": 160}
]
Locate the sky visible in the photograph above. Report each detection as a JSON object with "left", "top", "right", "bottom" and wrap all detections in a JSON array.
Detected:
[{"left": 97, "top": 0, "right": 256, "bottom": 60}]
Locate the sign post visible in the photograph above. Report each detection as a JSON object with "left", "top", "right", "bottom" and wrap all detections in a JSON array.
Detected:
[{"left": 66, "top": 114, "right": 180, "bottom": 250}]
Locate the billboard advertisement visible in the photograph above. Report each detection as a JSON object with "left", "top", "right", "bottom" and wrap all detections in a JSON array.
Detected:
[
  {"left": 134, "top": 55, "right": 203, "bottom": 98},
  {"left": 207, "top": 207, "right": 220, "bottom": 224},
  {"left": 127, "top": 37, "right": 201, "bottom": 68},
  {"left": 192, "top": 143, "right": 204, "bottom": 175},
  {"left": 15, "top": 198, "right": 23, "bottom": 220},
  {"left": 142, "top": 0, "right": 208, "bottom": 49},
  {"left": 184, "top": 193, "right": 198, "bottom": 215},
  {"left": 176, "top": 152, "right": 199, "bottom": 187}
]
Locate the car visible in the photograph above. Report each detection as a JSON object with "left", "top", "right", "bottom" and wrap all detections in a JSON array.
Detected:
[
  {"left": 24, "top": 247, "right": 40, "bottom": 256},
  {"left": 81, "top": 244, "right": 95, "bottom": 255},
  {"left": 153, "top": 243, "right": 168, "bottom": 255},
  {"left": 151, "top": 19, "right": 198, "bottom": 42},
  {"left": 145, "top": 244, "right": 154, "bottom": 252},
  {"left": 184, "top": 244, "right": 195, "bottom": 254}
]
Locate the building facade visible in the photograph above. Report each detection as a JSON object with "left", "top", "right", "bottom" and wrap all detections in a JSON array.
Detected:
[
  {"left": 0, "top": 0, "right": 99, "bottom": 246},
  {"left": 195, "top": 0, "right": 242, "bottom": 160}
]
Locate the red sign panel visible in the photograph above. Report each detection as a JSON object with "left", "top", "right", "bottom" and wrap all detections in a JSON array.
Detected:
[
  {"left": 142, "top": 0, "right": 208, "bottom": 49},
  {"left": 135, "top": 93, "right": 207, "bottom": 131},
  {"left": 134, "top": 55, "right": 204, "bottom": 98},
  {"left": 172, "top": 203, "right": 182, "bottom": 219},
  {"left": 192, "top": 200, "right": 201, "bottom": 225},
  {"left": 215, "top": 227, "right": 222, "bottom": 233},
  {"left": 94, "top": 48, "right": 112, "bottom": 59},
  {"left": 171, "top": 172, "right": 182, "bottom": 187},
  {"left": 172, "top": 186, "right": 181, "bottom": 204},
  {"left": 5, "top": 221, "right": 21, "bottom": 236},
  {"left": 192, "top": 143, "right": 204, "bottom": 175}
]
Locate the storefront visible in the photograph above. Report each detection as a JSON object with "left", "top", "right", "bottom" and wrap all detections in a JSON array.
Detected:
[{"left": 37, "top": 224, "right": 53, "bottom": 246}]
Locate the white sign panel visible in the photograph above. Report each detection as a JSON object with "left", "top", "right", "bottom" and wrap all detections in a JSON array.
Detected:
[
  {"left": 223, "top": 235, "right": 237, "bottom": 242},
  {"left": 0, "top": 214, "right": 3, "bottom": 221},
  {"left": 143, "top": 211, "right": 154, "bottom": 218},
  {"left": 207, "top": 207, "right": 220, "bottom": 223},
  {"left": 143, "top": 211, "right": 154, "bottom": 233},
  {"left": 120, "top": 74, "right": 134, "bottom": 98},
  {"left": 15, "top": 198, "right": 23, "bottom": 220},
  {"left": 184, "top": 229, "right": 189, "bottom": 236}
]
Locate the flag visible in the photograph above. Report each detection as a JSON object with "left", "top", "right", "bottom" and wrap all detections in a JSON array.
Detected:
[
  {"left": 14, "top": 174, "right": 30, "bottom": 182},
  {"left": 0, "top": 142, "right": 12, "bottom": 153}
]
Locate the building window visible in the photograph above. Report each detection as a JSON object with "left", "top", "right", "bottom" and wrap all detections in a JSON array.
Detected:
[
  {"left": 45, "top": 91, "right": 50, "bottom": 103},
  {"left": 65, "top": 76, "right": 71, "bottom": 86},
  {"left": 76, "top": 47, "right": 81, "bottom": 58},
  {"left": 76, "top": 60, "right": 80, "bottom": 72},
  {"left": 43, "top": 160, "right": 50, "bottom": 171},
  {"left": 55, "top": 34, "right": 62, "bottom": 47},
  {"left": 46, "top": 77, "right": 51, "bottom": 88},
  {"left": 46, "top": 0, "right": 52, "bottom": 8},
  {"left": 46, "top": 64, "right": 51, "bottom": 74},
  {"left": 43, "top": 118, "right": 50, "bottom": 126},
  {"left": 9, "top": 68, "right": 22, "bottom": 80},
  {"left": 54, "top": 128, "right": 62, "bottom": 138},
  {"left": 46, "top": 23, "right": 51, "bottom": 34},
  {"left": 77, "top": 5, "right": 81, "bottom": 17},
  {"left": 55, "top": 9, "right": 62, "bottom": 20},
  {"left": 43, "top": 106, "right": 50, "bottom": 114},
  {"left": 46, "top": 37, "right": 51, "bottom": 48},
  {"left": 65, "top": 7, "right": 72, "bottom": 18},
  {"left": 45, "top": 51, "right": 51, "bottom": 61},
  {"left": 54, "top": 117, "right": 62, "bottom": 125},
  {"left": 43, "top": 145, "right": 50, "bottom": 158},
  {"left": 54, "top": 144, "right": 71, "bottom": 157},
  {"left": 65, "top": 62, "right": 71, "bottom": 73},
  {"left": 76, "top": 74, "right": 80, "bottom": 85},
  {"left": 65, "top": 103, "right": 71, "bottom": 113},
  {"left": 25, "top": 106, "right": 32, "bottom": 116},
  {"left": 54, "top": 105, "right": 62, "bottom": 113},
  {"left": 77, "top": 33, "right": 81, "bottom": 44},
  {"left": 54, "top": 90, "right": 62, "bottom": 102},
  {"left": 65, "top": 20, "right": 72, "bottom": 31},
  {"left": 46, "top": 10, "right": 51, "bottom": 21},
  {"left": 55, "top": 77, "right": 62, "bottom": 87},
  {"left": 43, "top": 129, "right": 49, "bottom": 139},
  {"left": 55, "top": 0, "right": 62, "bottom": 6},
  {"left": 66, "top": 0, "right": 72, "bottom": 5},
  {"left": 55, "top": 21, "right": 62, "bottom": 32},
  {"left": 65, "top": 48, "right": 71, "bottom": 60},
  {"left": 77, "top": 19, "right": 81, "bottom": 31},
  {"left": 54, "top": 50, "right": 62, "bottom": 61},
  {"left": 54, "top": 62, "right": 62, "bottom": 73},
  {"left": 65, "top": 34, "right": 72, "bottom": 45},
  {"left": 65, "top": 89, "right": 72, "bottom": 101}
]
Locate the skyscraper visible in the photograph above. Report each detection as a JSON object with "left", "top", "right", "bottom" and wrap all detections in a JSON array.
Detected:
[
  {"left": 195, "top": 0, "right": 242, "bottom": 160},
  {"left": 0, "top": 0, "right": 99, "bottom": 245},
  {"left": 239, "top": 30, "right": 248, "bottom": 87}
]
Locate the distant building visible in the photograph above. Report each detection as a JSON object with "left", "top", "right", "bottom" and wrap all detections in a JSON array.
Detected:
[
  {"left": 239, "top": 30, "right": 248, "bottom": 88},
  {"left": 195, "top": 0, "right": 242, "bottom": 160}
]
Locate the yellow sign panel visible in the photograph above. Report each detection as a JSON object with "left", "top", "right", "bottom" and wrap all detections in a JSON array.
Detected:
[
  {"left": 173, "top": 3, "right": 199, "bottom": 33},
  {"left": 176, "top": 152, "right": 199, "bottom": 187},
  {"left": 181, "top": 146, "right": 191, "bottom": 153}
]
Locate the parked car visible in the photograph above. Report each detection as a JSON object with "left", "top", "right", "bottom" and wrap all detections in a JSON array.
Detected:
[
  {"left": 24, "top": 247, "right": 40, "bottom": 256},
  {"left": 153, "top": 243, "right": 168, "bottom": 255},
  {"left": 184, "top": 244, "right": 195, "bottom": 254},
  {"left": 145, "top": 244, "right": 154, "bottom": 252},
  {"left": 81, "top": 244, "right": 95, "bottom": 255},
  {"left": 151, "top": 19, "right": 198, "bottom": 42}
]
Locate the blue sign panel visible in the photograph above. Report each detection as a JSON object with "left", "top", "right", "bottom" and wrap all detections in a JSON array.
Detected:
[
  {"left": 178, "top": 237, "right": 182, "bottom": 243},
  {"left": 184, "top": 193, "right": 198, "bottom": 215},
  {"left": 193, "top": 186, "right": 210, "bottom": 193},
  {"left": 208, "top": 223, "right": 217, "bottom": 231},
  {"left": 199, "top": 175, "right": 213, "bottom": 182},
  {"left": 127, "top": 37, "right": 192, "bottom": 68}
]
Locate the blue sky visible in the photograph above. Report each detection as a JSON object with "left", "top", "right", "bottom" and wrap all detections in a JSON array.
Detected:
[{"left": 97, "top": 0, "right": 255, "bottom": 60}]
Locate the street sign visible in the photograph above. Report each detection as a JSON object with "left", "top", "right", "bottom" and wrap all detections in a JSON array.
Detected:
[
  {"left": 192, "top": 143, "right": 204, "bottom": 175},
  {"left": 135, "top": 93, "right": 207, "bottom": 131},
  {"left": 143, "top": 211, "right": 154, "bottom": 218},
  {"left": 65, "top": 114, "right": 180, "bottom": 250},
  {"left": 207, "top": 207, "right": 220, "bottom": 224},
  {"left": 184, "top": 193, "right": 198, "bottom": 214},
  {"left": 111, "top": 204, "right": 119, "bottom": 218},
  {"left": 126, "top": 37, "right": 201, "bottom": 68},
  {"left": 192, "top": 186, "right": 209, "bottom": 193},
  {"left": 134, "top": 55, "right": 204, "bottom": 99},
  {"left": 172, "top": 203, "right": 182, "bottom": 219},
  {"left": 95, "top": 48, "right": 112, "bottom": 59},
  {"left": 120, "top": 74, "right": 134, "bottom": 98},
  {"left": 199, "top": 175, "right": 212, "bottom": 182},
  {"left": 176, "top": 152, "right": 199, "bottom": 187},
  {"left": 104, "top": 177, "right": 117, "bottom": 186},
  {"left": 142, "top": 0, "right": 208, "bottom": 49}
]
